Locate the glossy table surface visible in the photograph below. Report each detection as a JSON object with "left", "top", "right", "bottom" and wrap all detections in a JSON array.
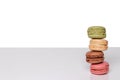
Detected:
[{"left": 0, "top": 48, "right": 119, "bottom": 80}]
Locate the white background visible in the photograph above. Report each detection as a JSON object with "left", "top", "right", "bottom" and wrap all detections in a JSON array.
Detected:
[{"left": 0, "top": 0, "right": 120, "bottom": 47}]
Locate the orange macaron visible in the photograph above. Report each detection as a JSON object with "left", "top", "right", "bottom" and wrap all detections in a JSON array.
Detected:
[{"left": 89, "top": 39, "right": 108, "bottom": 51}]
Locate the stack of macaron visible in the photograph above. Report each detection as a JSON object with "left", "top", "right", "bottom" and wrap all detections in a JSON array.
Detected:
[{"left": 86, "top": 26, "right": 109, "bottom": 75}]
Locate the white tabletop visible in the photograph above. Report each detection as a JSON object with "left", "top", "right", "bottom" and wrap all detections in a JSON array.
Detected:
[{"left": 0, "top": 48, "right": 119, "bottom": 80}]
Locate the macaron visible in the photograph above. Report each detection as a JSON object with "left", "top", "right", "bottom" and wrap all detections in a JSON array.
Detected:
[
  {"left": 86, "top": 51, "right": 104, "bottom": 64},
  {"left": 90, "top": 61, "right": 109, "bottom": 75},
  {"left": 89, "top": 39, "right": 108, "bottom": 51},
  {"left": 87, "top": 26, "right": 106, "bottom": 39}
]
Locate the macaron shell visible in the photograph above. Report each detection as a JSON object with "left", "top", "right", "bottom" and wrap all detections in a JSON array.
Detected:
[
  {"left": 86, "top": 58, "right": 104, "bottom": 64},
  {"left": 86, "top": 51, "right": 104, "bottom": 58},
  {"left": 90, "top": 61, "right": 109, "bottom": 75},
  {"left": 86, "top": 51, "right": 104, "bottom": 63},
  {"left": 89, "top": 44, "right": 108, "bottom": 51},
  {"left": 91, "top": 61, "right": 109, "bottom": 69},
  {"left": 88, "top": 35, "right": 106, "bottom": 39},
  {"left": 87, "top": 26, "right": 106, "bottom": 39},
  {"left": 91, "top": 68, "right": 108, "bottom": 75},
  {"left": 89, "top": 39, "right": 108, "bottom": 51},
  {"left": 90, "top": 39, "right": 108, "bottom": 45}
]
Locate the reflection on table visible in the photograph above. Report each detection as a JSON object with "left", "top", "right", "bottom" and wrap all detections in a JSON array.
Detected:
[{"left": 90, "top": 74, "right": 109, "bottom": 80}]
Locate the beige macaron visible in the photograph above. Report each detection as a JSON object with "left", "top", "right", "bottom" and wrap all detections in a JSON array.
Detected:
[{"left": 89, "top": 39, "right": 108, "bottom": 51}]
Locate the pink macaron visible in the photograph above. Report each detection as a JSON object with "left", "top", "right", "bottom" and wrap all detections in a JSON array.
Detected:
[{"left": 90, "top": 61, "right": 109, "bottom": 75}]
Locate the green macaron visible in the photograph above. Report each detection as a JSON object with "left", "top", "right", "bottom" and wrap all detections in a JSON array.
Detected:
[{"left": 87, "top": 26, "right": 106, "bottom": 39}]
